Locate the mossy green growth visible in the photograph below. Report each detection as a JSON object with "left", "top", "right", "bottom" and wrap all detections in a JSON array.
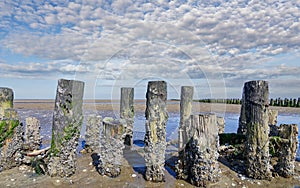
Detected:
[
  {"left": 63, "top": 116, "right": 83, "bottom": 141},
  {"left": 0, "top": 119, "right": 19, "bottom": 147},
  {"left": 50, "top": 129, "right": 59, "bottom": 157},
  {"left": 0, "top": 101, "right": 13, "bottom": 117},
  {"left": 0, "top": 101, "right": 13, "bottom": 109},
  {"left": 120, "top": 106, "right": 134, "bottom": 120},
  {"left": 269, "top": 136, "right": 283, "bottom": 157},
  {"left": 31, "top": 157, "right": 46, "bottom": 175},
  {"left": 63, "top": 123, "right": 80, "bottom": 141}
]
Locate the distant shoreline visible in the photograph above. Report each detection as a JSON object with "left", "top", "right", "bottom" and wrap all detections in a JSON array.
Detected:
[{"left": 13, "top": 99, "right": 300, "bottom": 114}]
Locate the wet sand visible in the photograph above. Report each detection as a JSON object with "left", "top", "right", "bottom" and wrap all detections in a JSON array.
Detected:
[
  {"left": 1, "top": 150, "right": 300, "bottom": 188},
  {"left": 2, "top": 100, "right": 300, "bottom": 187},
  {"left": 14, "top": 99, "right": 300, "bottom": 114}
]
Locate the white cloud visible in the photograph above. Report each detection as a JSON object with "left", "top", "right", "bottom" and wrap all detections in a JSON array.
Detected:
[{"left": 0, "top": 0, "right": 300, "bottom": 97}]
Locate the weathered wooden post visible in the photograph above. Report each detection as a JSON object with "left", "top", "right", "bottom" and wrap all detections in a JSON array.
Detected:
[
  {"left": 84, "top": 115, "right": 102, "bottom": 153},
  {"left": 185, "top": 114, "right": 220, "bottom": 187},
  {"left": 95, "top": 117, "right": 125, "bottom": 177},
  {"left": 244, "top": 80, "right": 272, "bottom": 179},
  {"left": 178, "top": 86, "right": 193, "bottom": 151},
  {"left": 120, "top": 87, "right": 134, "bottom": 146},
  {"left": 0, "top": 119, "right": 24, "bottom": 171},
  {"left": 268, "top": 109, "right": 278, "bottom": 136},
  {"left": 217, "top": 116, "right": 225, "bottom": 134},
  {"left": 176, "top": 86, "right": 193, "bottom": 179},
  {"left": 268, "top": 109, "right": 278, "bottom": 126},
  {"left": 237, "top": 91, "right": 246, "bottom": 135},
  {"left": 275, "top": 124, "right": 298, "bottom": 178},
  {"left": 25, "top": 117, "right": 41, "bottom": 151},
  {"left": 0, "top": 87, "right": 24, "bottom": 171},
  {"left": 0, "top": 87, "right": 14, "bottom": 119},
  {"left": 47, "top": 79, "right": 84, "bottom": 177},
  {"left": 144, "top": 81, "right": 168, "bottom": 182}
]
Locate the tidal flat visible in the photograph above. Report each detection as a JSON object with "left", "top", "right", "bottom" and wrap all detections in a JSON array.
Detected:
[{"left": 1, "top": 100, "right": 299, "bottom": 187}]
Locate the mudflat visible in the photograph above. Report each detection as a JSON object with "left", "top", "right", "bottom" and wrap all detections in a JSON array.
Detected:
[
  {"left": 1, "top": 147, "right": 300, "bottom": 188},
  {"left": 2, "top": 99, "right": 299, "bottom": 187},
  {"left": 14, "top": 99, "right": 300, "bottom": 114}
]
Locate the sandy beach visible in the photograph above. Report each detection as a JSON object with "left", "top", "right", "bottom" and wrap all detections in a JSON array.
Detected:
[
  {"left": 1, "top": 100, "right": 300, "bottom": 187},
  {"left": 1, "top": 153, "right": 300, "bottom": 188}
]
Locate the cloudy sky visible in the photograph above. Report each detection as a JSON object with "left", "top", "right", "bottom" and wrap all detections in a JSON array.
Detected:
[{"left": 0, "top": 0, "right": 300, "bottom": 99}]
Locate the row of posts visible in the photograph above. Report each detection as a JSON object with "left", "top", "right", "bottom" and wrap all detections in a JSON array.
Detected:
[{"left": 0, "top": 79, "right": 298, "bottom": 187}]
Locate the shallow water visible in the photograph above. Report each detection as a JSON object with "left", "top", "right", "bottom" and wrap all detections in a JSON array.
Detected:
[{"left": 16, "top": 109, "right": 300, "bottom": 158}]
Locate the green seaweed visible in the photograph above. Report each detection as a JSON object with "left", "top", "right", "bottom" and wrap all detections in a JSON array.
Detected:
[
  {"left": 0, "top": 119, "right": 19, "bottom": 147},
  {"left": 63, "top": 122, "right": 80, "bottom": 141},
  {"left": 0, "top": 120, "right": 7, "bottom": 135},
  {"left": 50, "top": 129, "right": 59, "bottom": 157},
  {"left": 0, "top": 101, "right": 13, "bottom": 117},
  {"left": 31, "top": 157, "right": 46, "bottom": 175},
  {"left": 50, "top": 98, "right": 83, "bottom": 157},
  {"left": 269, "top": 136, "right": 282, "bottom": 157}
]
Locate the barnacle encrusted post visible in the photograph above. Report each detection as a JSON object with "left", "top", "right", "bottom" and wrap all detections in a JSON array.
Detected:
[
  {"left": 95, "top": 117, "right": 125, "bottom": 178},
  {"left": 144, "top": 81, "right": 168, "bottom": 182},
  {"left": 176, "top": 86, "right": 193, "bottom": 179},
  {"left": 84, "top": 115, "right": 102, "bottom": 153},
  {"left": 0, "top": 87, "right": 23, "bottom": 172},
  {"left": 243, "top": 80, "right": 272, "bottom": 179},
  {"left": 275, "top": 124, "right": 298, "bottom": 178},
  {"left": 25, "top": 117, "right": 41, "bottom": 151},
  {"left": 47, "top": 79, "right": 84, "bottom": 177},
  {"left": 0, "top": 87, "right": 14, "bottom": 119},
  {"left": 0, "top": 119, "right": 23, "bottom": 171},
  {"left": 120, "top": 87, "right": 134, "bottom": 146},
  {"left": 184, "top": 114, "right": 220, "bottom": 187}
]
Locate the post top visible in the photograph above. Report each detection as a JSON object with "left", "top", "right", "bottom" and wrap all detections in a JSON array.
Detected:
[
  {"left": 103, "top": 117, "right": 126, "bottom": 126},
  {"left": 245, "top": 80, "right": 268, "bottom": 85},
  {"left": 58, "top": 78, "right": 85, "bottom": 85},
  {"left": 0, "top": 87, "right": 13, "bottom": 91},
  {"left": 148, "top": 80, "right": 167, "bottom": 84}
]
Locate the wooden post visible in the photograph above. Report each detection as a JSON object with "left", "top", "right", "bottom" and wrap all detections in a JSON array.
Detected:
[
  {"left": 25, "top": 117, "right": 41, "bottom": 151},
  {"left": 144, "top": 81, "right": 168, "bottom": 182},
  {"left": 0, "top": 88, "right": 23, "bottom": 171},
  {"left": 0, "top": 87, "right": 14, "bottom": 119},
  {"left": 176, "top": 86, "right": 193, "bottom": 179},
  {"left": 275, "top": 124, "right": 298, "bottom": 178},
  {"left": 47, "top": 79, "right": 84, "bottom": 177},
  {"left": 268, "top": 109, "right": 278, "bottom": 136},
  {"left": 95, "top": 117, "right": 125, "bottom": 177},
  {"left": 244, "top": 80, "right": 272, "bottom": 179},
  {"left": 184, "top": 114, "right": 220, "bottom": 187},
  {"left": 237, "top": 91, "right": 246, "bottom": 134},
  {"left": 84, "top": 115, "right": 102, "bottom": 153},
  {"left": 268, "top": 109, "right": 278, "bottom": 126},
  {"left": 178, "top": 86, "right": 193, "bottom": 151},
  {"left": 0, "top": 119, "right": 23, "bottom": 171},
  {"left": 120, "top": 87, "right": 134, "bottom": 146},
  {"left": 217, "top": 116, "right": 225, "bottom": 134}
]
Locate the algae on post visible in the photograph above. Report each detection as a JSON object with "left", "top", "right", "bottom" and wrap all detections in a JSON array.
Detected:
[{"left": 0, "top": 119, "right": 20, "bottom": 147}]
